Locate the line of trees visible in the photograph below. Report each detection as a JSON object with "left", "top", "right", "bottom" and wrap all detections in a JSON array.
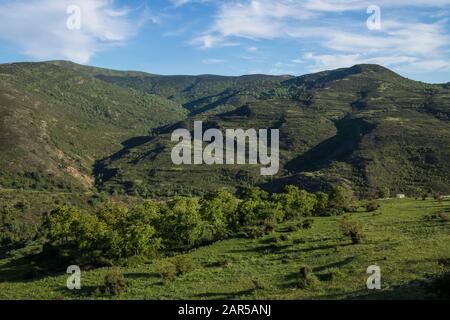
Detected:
[{"left": 39, "top": 185, "right": 353, "bottom": 266}]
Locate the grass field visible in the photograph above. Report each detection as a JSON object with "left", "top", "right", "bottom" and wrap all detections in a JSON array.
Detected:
[{"left": 0, "top": 198, "right": 449, "bottom": 300}]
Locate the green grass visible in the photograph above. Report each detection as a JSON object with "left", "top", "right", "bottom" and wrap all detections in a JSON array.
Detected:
[{"left": 1, "top": 198, "right": 449, "bottom": 300}]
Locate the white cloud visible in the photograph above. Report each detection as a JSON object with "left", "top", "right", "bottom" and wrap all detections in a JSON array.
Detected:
[
  {"left": 192, "top": 0, "right": 450, "bottom": 73},
  {"left": 0, "top": 0, "right": 147, "bottom": 64}
]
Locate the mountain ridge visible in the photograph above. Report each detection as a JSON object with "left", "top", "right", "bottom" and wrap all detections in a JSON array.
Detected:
[{"left": 1, "top": 60, "right": 449, "bottom": 198}]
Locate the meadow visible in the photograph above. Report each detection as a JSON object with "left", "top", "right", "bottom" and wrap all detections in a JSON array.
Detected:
[{"left": 0, "top": 197, "right": 448, "bottom": 300}]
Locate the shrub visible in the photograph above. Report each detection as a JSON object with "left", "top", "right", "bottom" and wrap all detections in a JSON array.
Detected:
[
  {"left": 252, "top": 278, "right": 267, "bottom": 290},
  {"left": 262, "top": 218, "right": 277, "bottom": 234},
  {"left": 101, "top": 269, "right": 128, "bottom": 295},
  {"left": 365, "top": 201, "right": 380, "bottom": 212},
  {"left": 286, "top": 224, "right": 300, "bottom": 232},
  {"left": 339, "top": 216, "right": 364, "bottom": 244},
  {"left": 300, "top": 219, "right": 314, "bottom": 230},
  {"left": 438, "top": 212, "right": 450, "bottom": 222},
  {"left": 158, "top": 263, "right": 178, "bottom": 282},
  {"left": 327, "top": 268, "right": 345, "bottom": 282},
  {"left": 296, "top": 266, "right": 317, "bottom": 288},
  {"left": 173, "top": 256, "right": 196, "bottom": 276},
  {"left": 243, "top": 226, "right": 266, "bottom": 239},
  {"left": 279, "top": 234, "right": 290, "bottom": 241}
]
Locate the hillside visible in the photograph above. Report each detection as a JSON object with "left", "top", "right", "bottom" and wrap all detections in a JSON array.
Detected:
[
  {"left": 1, "top": 198, "right": 449, "bottom": 299},
  {"left": 94, "top": 65, "right": 450, "bottom": 198},
  {"left": 1, "top": 61, "right": 449, "bottom": 197},
  {"left": 0, "top": 61, "right": 187, "bottom": 191}
]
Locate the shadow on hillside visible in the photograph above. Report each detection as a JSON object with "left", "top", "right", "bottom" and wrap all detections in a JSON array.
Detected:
[
  {"left": 286, "top": 117, "right": 376, "bottom": 172},
  {"left": 313, "top": 257, "right": 356, "bottom": 273},
  {"left": 0, "top": 252, "right": 67, "bottom": 283}
]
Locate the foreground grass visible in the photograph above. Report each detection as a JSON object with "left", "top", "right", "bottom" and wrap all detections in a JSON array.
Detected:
[{"left": 0, "top": 198, "right": 449, "bottom": 300}]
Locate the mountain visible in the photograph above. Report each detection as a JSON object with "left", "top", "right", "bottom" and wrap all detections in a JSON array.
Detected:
[
  {"left": 1, "top": 61, "right": 449, "bottom": 197},
  {"left": 0, "top": 61, "right": 187, "bottom": 190},
  {"left": 94, "top": 64, "right": 450, "bottom": 198}
]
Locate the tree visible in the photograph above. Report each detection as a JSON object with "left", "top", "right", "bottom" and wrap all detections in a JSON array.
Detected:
[
  {"left": 314, "top": 192, "right": 329, "bottom": 216},
  {"left": 273, "top": 185, "right": 317, "bottom": 219},
  {"left": 41, "top": 204, "right": 162, "bottom": 264},
  {"left": 328, "top": 186, "right": 352, "bottom": 213},
  {"left": 380, "top": 187, "right": 390, "bottom": 199},
  {"left": 240, "top": 186, "right": 269, "bottom": 201},
  {"left": 159, "top": 197, "right": 203, "bottom": 248},
  {"left": 200, "top": 189, "right": 239, "bottom": 242},
  {"left": 339, "top": 216, "right": 364, "bottom": 244}
]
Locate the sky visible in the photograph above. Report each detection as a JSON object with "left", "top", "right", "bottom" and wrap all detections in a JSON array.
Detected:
[{"left": 0, "top": 0, "right": 449, "bottom": 83}]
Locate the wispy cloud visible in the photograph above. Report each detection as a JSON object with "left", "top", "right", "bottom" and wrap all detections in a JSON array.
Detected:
[
  {"left": 0, "top": 0, "right": 150, "bottom": 64},
  {"left": 192, "top": 0, "right": 450, "bottom": 73}
]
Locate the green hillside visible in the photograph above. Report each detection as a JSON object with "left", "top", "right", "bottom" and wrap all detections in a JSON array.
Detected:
[
  {"left": 1, "top": 61, "right": 449, "bottom": 198},
  {"left": 95, "top": 65, "right": 450, "bottom": 198},
  {"left": 0, "top": 61, "right": 187, "bottom": 191},
  {"left": 1, "top": 198, "right": 449, "bottom": 300}
]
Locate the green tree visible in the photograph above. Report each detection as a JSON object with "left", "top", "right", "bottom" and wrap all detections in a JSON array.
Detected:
[
  {"left": 160, "top": 197, "right": 203, "bottom": 248},
  {"left": 273, "top": 185, "right": 317, "bottom": 219},
  {"left": 241, "top": 186, "right": 269, "bottom": 201},
  {"left": 328, "top": 186, "right": 352, "bottom": 213},
  {"left": 200, "top": 189, "right": 239, "bottom": 242},
  {"left": 314, "top": 192, "right": 329, "bottom": 216}
]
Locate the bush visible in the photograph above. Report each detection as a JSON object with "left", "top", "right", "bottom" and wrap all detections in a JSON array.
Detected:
[
  {"left": 365, "top": 201, "right": 380, "bottom": 212},
  {"left": 295, "top": 266, "right": 317, "bottom": 288},
  {"left": 243, "top": 225, "right": 266, "bottom": 239},
  {"left": 158, "top": 263, "right": 178, "bottom": 282},
  {"left": 438, "top": 212, "right": 450, "bottom": 222},
  {"left": 262, "top": 219, "right": 278, "bottom": 234},
  {"left": 101, "top": 269, "right": 128, "bottom": 295},
  {"left": 339, "top": 216, "right": 364, "bottom": 244},
  {"left": 300, "top": 219, "right": 314, "bottom": 230},
  {"left": 279, "top": 234, "right": 290, "bottom": 241},
  {"left": 173, "top": 256, "right": 196, "bottom": 275}
]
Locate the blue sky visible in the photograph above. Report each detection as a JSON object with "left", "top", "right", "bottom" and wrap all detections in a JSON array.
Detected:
[{"left": 0, "top": 0, "right": 449, "bottom": 83}]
